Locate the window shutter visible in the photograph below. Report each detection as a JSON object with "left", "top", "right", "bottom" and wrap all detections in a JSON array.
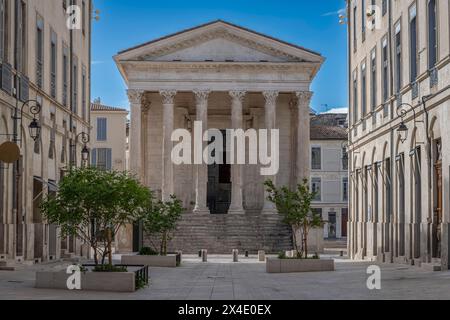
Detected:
[
  {"left": 91, "top": 148, "right": 97, "bottom": 167},
  {"left": 106, "top": 149, "right": 112, "bottom": 171}
]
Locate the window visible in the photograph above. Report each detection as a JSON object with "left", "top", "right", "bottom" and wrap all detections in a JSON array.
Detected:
[
  {"left": 36, "top": 15, "right": 44, "bottom": 88},
  {"left": 353, "top": 70, "right": 358, "bottom": 123},
  {"left": 361, "top": 62, "right": 367, "bottom": 118},
  {"left": 370, "top": 48, "right": 377, "bottom": 111},
  {"left": 97, "top": 118, "right": 107, "bottom": 141},
  {"left": 343, "top": 177, "right": 349, "bottom": 202},
  {"left": 311, "top": 147, "right": 321, "bottom": 170},
  {"left": 91, "top": 148, "right": 112, "bottom": 171},
  {"left": 82, "top": 65, "right": 87, "bottom": 120},
  {"left": 409, "top": 4, "right": 418, "bottom": 82},
  {"left": 72, "top": 55, "right": 78, "bottom": 114},
  {"left": 49, "top": 113, "right": 56, "bottom": 159},
  {"left": 62, "top": 44, "right": 68, "bottom": 106},
  {"left": 428, "top": 0, "right": 437, "bottom": 69},
  {"left": 82, "top": 1, "right": 86, "bottom": 35},
  {"left": 382, "top": 0, "right": 387, "bottom": 16},
  {"left": 50, "top": 31, "right": 57, "bottom": 98},
  {"left": 311, "top": 178, "right": 322, "bottom": 201},
  {"left": 395, "top": 22, "right": 402, "bottom": 94},
  {"left": 382, "top": 37, "right": 389, "bottom": 102},
  {"left": 0, "top": 0, "right": 9, "bottom": 61},
  {"left": 361, "top": 0, "right": 366, "bottom": 41},
  {"left": 312, "top": 208, "right": 323, "bottom": 219},
  {"left": 16, "top": 0, "right": 27, "bottom": 73},
  {"left": 342, "top": 148, "right": 348, "bottom": 170},
  {"left": 397, "top": 153, "right": 406, "bottom": 256},
  {"left": 353, "top": 6, "right": 357, "bottom": 52},
  {"left": 385, "top": 158, "right": 392, "bottom": 221}
]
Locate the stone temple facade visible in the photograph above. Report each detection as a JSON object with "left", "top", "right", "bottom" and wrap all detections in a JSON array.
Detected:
[{"left": 115, "top": 20, "right": 323, "bottom": 253}]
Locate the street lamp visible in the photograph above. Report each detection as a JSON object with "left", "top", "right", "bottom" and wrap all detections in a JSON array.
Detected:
[
  {"left": 396, "top": 103, "right": 420, "bottom": 144},
  {"left": 70, "top": 132, "right": 90, "bottom": 167},
  {"left": 0, "top": 99, "right": 42, "bottom": 143}
]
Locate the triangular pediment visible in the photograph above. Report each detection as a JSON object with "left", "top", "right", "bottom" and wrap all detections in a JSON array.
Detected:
[{"left": 115, "top": 20, "right": 323, "bottom": 64}]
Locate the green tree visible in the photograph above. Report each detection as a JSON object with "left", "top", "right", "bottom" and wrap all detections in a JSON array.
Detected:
[
  {"left": 264, "top": 179, "right": 324, "bottom": 259},
  {"left": 41, "top": 167, "right": 152, "bottom": 266},
  {"left": 142, "top": 195, "right": 183, "bottom": 256}
]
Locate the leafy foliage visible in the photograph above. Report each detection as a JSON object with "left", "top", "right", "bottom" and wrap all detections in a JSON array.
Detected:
[
  {"left": 41, "top": 167, "right": 152, "bottom": 267},
  {"left": 139, "top": 247, "right": 159, "bottom": 256},
  {"left": 141, "top": 195, "right": 183, "bottom": 256},
  {"left": 265, "top": 179, "right": 324, "bottom": 259}
]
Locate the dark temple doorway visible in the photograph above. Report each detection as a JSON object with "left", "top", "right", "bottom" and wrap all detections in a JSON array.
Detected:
[{"left": 207, "top": 130, "right": 231, "bottom": 214}]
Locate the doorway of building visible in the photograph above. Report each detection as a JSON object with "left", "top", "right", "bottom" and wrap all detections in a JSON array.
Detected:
[
  {"left": 328, "top": 213, "right": 337, "bottom": 239},
  {"left": 433, "top": 140, "right": 443, "bottom": 258},
  {"left": 341, "top": 209, "right": 348, "bottom": 238},
  {"left": 207, "top": 130, "right": 231, "bottom": 214}
]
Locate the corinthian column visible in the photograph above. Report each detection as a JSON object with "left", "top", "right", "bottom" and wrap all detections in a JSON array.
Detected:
[
  {"left": 228, "top": 91, "right": 246, "bottom": 215},
  {"left": 262, "top": 90, "right": 279, "bottom": 214},
  {"left": 160, "top": 90, "right": 177, "bottom": 201},
  {"left": 127, "top": 89, "right": 144, "bottom": 180},
  {"left": 295, "top": 91, "right": 313, "bottom": 183},
  {"left": 193, "top": 90, "right": 211, "bottom": 214}
]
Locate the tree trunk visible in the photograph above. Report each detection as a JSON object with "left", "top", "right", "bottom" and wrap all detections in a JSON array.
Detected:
[
  {"left": 292, "top": 226, "right": 300, "bottom": 258},
  {"left": 107, "top": 228, "right": 113, "bottom": 266},
  {"left": 93, "top": 245, "right": 99, "bottom": 266},
  {"left": 303, "top": 225, "right": 309, "bottom": 259},
  {"left": 162, "top": 231, "right": 167, "bottom": 256}
]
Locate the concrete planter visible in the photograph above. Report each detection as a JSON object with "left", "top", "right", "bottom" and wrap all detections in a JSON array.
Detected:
[
  {"left": 266, "top": 258, "right": 335, "bottom": 274},
  {"left": 35, "top": 270, "right": 136, "bottom": 292},
  {"left": 121, "top": 254, "right": 179, "bottom": 268}
]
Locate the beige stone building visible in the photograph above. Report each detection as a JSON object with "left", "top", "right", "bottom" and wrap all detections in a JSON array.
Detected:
[
  {"left": 310, "top": 113, "right": 349, "bottom": 241},
  {"left": 348, "top": 0, "right": 450, "bottom": 270},
  {"left": 115, "top": 20, "right": 324, "bottom": 254},
  {"left": 0, "top": 0, "right": 92, "bottom": 263},
  {"left": 90, "top": 102, "right": 128, "bottom": 172}
]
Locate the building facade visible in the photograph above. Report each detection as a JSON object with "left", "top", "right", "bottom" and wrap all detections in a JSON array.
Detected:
[
  {"left": 91, "top": 102, "right": 128, "bottom": 172},
  {"left": 115, "top": 20, "right": 324, "bottom": 254},
  {"left": 310, "top": 113, "right": 349, "bottom": 240},
  {"left": 0, "top": 0, "right": 92, "bottom": 263},
  {"left": 348, "top": 0, "right": 450, "bottom": 269}
]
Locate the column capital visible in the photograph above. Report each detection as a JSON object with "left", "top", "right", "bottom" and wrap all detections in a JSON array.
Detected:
[
  {"left": 127, "top": 89, "right": 144, "bottom": 105},
  {"left": 159, "top": 90, "right": 177, "bottom": 105},
  {"left": 229, "top": 90, "right": 247, "bottom": 103},
  {"left": 295, "top": 91, "right": 314, "bottom": 107},
  {"left": 262, "top": 91, "right": 279, "bottom": 105},
  {"left": 193, "top": 90, "right": 211, "bottom": 105}
]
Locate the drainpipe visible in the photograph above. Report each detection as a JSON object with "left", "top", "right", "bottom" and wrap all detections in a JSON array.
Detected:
[{"left": 69, "top": 0, "right": 74, "bottom": 166}]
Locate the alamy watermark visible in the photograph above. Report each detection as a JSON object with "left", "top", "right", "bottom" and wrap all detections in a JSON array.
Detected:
[
  {"left": 171, "top": 121, "right": 279, "bottom": 176},
  {"left": 66, "top": 265, "right": 82, "bottom": 290},
  {"left": 366, "top": 265, "right": 382, "bottom": 290}
]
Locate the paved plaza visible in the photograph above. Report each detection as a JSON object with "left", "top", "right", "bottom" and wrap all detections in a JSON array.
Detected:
[{"left": 1, "top": 254, "right": 450, "bottom": 300}]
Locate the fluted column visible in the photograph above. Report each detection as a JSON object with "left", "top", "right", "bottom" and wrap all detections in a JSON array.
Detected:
[
  {"left": 295, "top": 91, "right": 313, "bottom": 183},
  {"left": 193, "top": 90, "right": 211, "bottom": 214},
  {"left": 228, "top": 91, "right": 246, "bottom": 215},
  {"left": 127, "top": 89, "right": 144, "bottom": 180},
  {"left": 160, "top": 90, "right": 177, "bottom": 201},
  {"left": 262, "top": 91, "right": 279, "bottom": 214}
]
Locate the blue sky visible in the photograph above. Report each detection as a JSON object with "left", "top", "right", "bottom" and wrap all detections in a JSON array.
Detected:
[{"left": 91, "top": 0, "right": 348, "bottom": 113}]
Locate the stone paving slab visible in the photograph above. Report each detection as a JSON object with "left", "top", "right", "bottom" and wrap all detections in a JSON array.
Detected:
[{"left": 0, "top": 255, "right": 450, "bottom": 300}]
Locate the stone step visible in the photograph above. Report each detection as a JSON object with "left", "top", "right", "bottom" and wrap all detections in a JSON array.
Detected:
[
  {"left": 422, "top": 263, "right": 442, "bottom": 272},
  {"left": 146, "top": 213, "right": 293, "bottom": 254}
]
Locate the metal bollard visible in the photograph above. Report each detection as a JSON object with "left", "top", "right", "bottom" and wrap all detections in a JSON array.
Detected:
[
  {"left": 233, "top": 249, "right": 239, "bottom": 263},
  {"left": 258, "top": 250, "right": 266, "bottom": 262},
  {"left": 245, "top": 251, "right": 249, "bottom": 258},
  {"left": 202, "top": 249, "right": 208, "bottom": 262}
]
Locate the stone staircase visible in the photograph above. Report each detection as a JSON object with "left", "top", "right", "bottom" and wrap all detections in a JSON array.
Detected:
[{"left": 145, "top": 212, "right": 293, "bottom": 254}]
